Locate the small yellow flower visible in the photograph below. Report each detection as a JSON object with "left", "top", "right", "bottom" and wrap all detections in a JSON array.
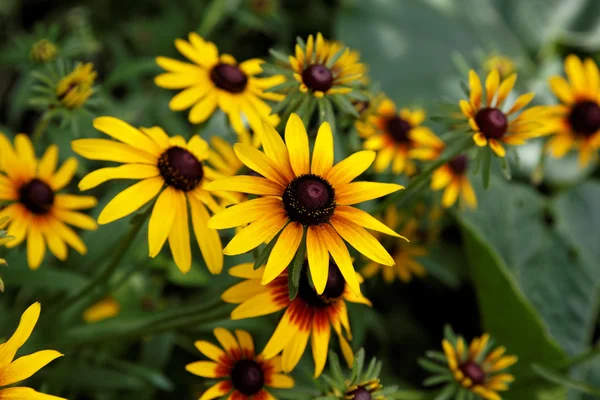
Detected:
[
  {"left": 0, "top": 134, "right": 97, "bottom": 269},
  {"left": 56, "top": 63, "right": 97, "bottom": 109},
  {"left": 431, "top": 153, "right": 477, "bottom": 209},
  {"left": 545, "top": 54, "right": 600, "bottom": 166},
  {"left": 30, "top": 39, "right": 58, "bottom": 63},
  {"left": 361, "top": 207, "right": 427, "bottom": 283},
  {"left": 0, "top": 303, "right": 65, "bottom": 399},
  {"left": 483, "top": 54, "right": 515, "bottom": 78},
  {"left": 155, "top": 33, "right": 283, "bottom": 146},
  {"left": 83, "top": 296, "right": 121, "bottom": 323},
  {"left": 186, "top": 327, "right": 294, "bottom": 400},
  {"left": 460, "top": 69, "right": 549, "bottom": 157},
  {"left": 356, "top": 97, "right": 439, "bottom": 175}
]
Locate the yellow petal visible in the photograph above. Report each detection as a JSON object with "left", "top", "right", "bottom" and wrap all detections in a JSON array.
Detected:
[
  {"left": 0, "top": 350, "right": 62, "bottom": 386},
  {"left": 168, "top": 190, "right": 191, "bottom": 273},
  {"left": 311, "top": 317, "right": 331, "bottom": 378},
  {"left": 0, "top": 303, "right": 40, "bottom": 367},
  {"left": 441, "top": 179, "right": 460, "bottom": 208},
  {"left": 330, "top": 215, "right": 394, "bottom": 266},
  {"left": 325, "top": 151, "right": 376, "bottom": 187},
  {"left": 229, "top": 288, "right": 288, "bottom": 320},
  {"left": 205, "top": 175, "right": 283, "bottom": 196},
  {"left": 319, "top": 224, "right": 360, "bottom": 296},
  {"left": 71, "top": 139, "right": 157, "bottom": 165},
  {"left": 185, "top": 361, "right": 222, "bottom": 378},
  {"left": 54, "top": 195, "right": 97, "bottom": 210},
  {"left": 208, "top": 197, "right": 282, "bottom": 229},
  {"left": 262, "top": 309, "right": 298, "bottom": 359},
  {"left": 14, "top": 135, "right": 36, "bottom": 178},
  {"left": 189, "top": 91, "right": 218, "bottom": 124},
  {"left": 485, "top": 69, "right": 500, "bottom": 106},
  {"left": 27, "top": 224, "right": 45, "bottom": 270},
  {"left": 83, "top": 297, "right": 120, "bottom": 323},
  {"left": 469, "top": 69, "right": 482, "bottom": 109},
  {"left": 496, "top": 73, "right": 517, "bottom": 107},
  {"left": 78, "top": 164, "right": 160, "bottom": 191},
  {"left": 93, "top": 116, "right": 162, "bottom": 156},
  {"left": 234, "top": 144, "right": 289, "bottom": 187},
  {"left": 565, "top": 54, "right": 586, "bottom": 94},
  {"left": 460, "top": 177, "right": 477, "bottom": 208},
  {"left": 311, "top": 122, "right": 334, "bottom": 176},
  {"left": 214, "top": 327, "right": 239, "bottom": 354},
  {"left": 489, "top": 139, "right": 506, "bottom": 157},
  {"left": 223, "top": 209, "right": 288, "bottom": 255},
  {"left": 549, "top": 76, "right": 574, "bottom": 104},
  {"left": 259, "top": 120, "right": 295, "bottom": 182},
  {"left": 52, "top": 209, "right": 97, "bottom": 231},
  {"left": 228, "top": 263, "right": 264, "bottom": 279},
  {"left": 199, "top": 381, "right": 232, "bottom": 400},
  {"left": 431, "top": 165, "right": 453, "bottom": 190},
  {"left": 262, "top": 223, "right": 303, "bottom": 285},
  {"left": 335, "top": 182, "right": 403, "bottom": 205},
  {"left": 306, "top": 225, "right": 330, "bottom": 294},
  {"left": 282, "top": 327, "right": 310, "bottom": 373},
  {"left": 584, "top": 58, "right": 600, "bottom": 98},
  {"left": 38, "top": 145, "right": 58, "bottom": 181},
  {"left": 473, "top": 132, "right": 488, "bottom": 146},
  {"left": 194, "top": 340, "right": 226, "bottom": 362},
  {"left": 97, "top": 177, "right": 164, "bottom": 224},
  {"left": 334, "top": 206, "right": 400, "bottom": 237},
  {"left": 49, "top": 158, "right": 78, "bottom": 191},
  {"left": 148, "top": 187, "right": 178, "bottom": 258},
  {"left": 188, "top": 193, "right": 223, "bottom": 274},
  {"left": 269, "top": 373, "right": 295, "bottom": 389},
  {"left": 221, "top": 280, "right": 264, "bottom": 304},
  {"left": 0, "top": 387, "right": 66, "bottom": 400},
  {"left": 285, "top": 113, "right": 310, "bottom": 176}
]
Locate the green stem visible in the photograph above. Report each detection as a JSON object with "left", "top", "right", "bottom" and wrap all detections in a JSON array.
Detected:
[
  {"left": 44, "top": 207, "right": 151, "bottom": 323},
  {"left": 32, "top": 112, "right": 51, "bottom": 144},
  {"left": 374, "top": 137, "right": 475, "bottom": 214}
]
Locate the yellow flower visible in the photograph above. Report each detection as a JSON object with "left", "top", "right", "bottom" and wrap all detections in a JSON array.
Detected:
[
  {"left": 361, "top": 207, "right": 427, "bottom": 283},
  {"left": 56, "top": 62, "right": 97, "bottom": 109},
  {"left": 30, "top": 39, "right": 58, "bottom": 63},
  {"left": 206, "top": 113, "right": 404, "bottom": 295},
  {"left": 0, "top": 134, "right": 97, "bottom": 269},
  {"left": 155, "top": 33, "right": 283, "bottom": 146},
  {"left": 72, "top": 117, "right": 236, "bottom": 274},
  {"left": 442, "top": 333, "right": 517, "bottom": 400},
  {"left": 222, "top": 262, "right": 371, "bottom": 377},
  {"left": 545, "top": 54, "right": 600, "bottom": 166},
  {"left": 483, "top": 54, "right": 515, "bottom": 78},
  {"left": 186, "top": 327, "right": 294, "bottom": 400},
  {"left": 460, "top": 69, "right": 548, "bottom": 157},
  {"left": 431, "top": 153, "right": 477, "bottom": 208},
  {"left": 83, "top": 296, "right": 120, "bottom": 323},
  {"left": 356, "top": 98, "right": 439, "bottom": 175},
  {"left": 0, "top": 303, "right": 65, "bottom": 399},
  {"left": 288, "top": 33, "right": 366, "bottom": 98}
]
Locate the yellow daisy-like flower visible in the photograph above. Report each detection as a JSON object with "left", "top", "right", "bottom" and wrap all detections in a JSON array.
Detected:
[
  {"left": 56, "top": 62, "right": 97, "bottom": 109},
  {"left": 288, "top": 33, "right": 366, "bottom": 98},
  {"left": 206, "top": 113, "right": 403, "bottom": 295},
  {"left": 30, "top": 39, "right": 58, "bottom": 63},
  {"left": 83, "top": 296, "right": 121, "bottom": 323},
  {"left": 72, "top": 117, "right": 234, "bottom": 274},
  {"left": 155, "top": 32, "right": 283, "bottom": 146},
  {"left": 483, "top": 54, "right": 515, "bottom": 78},
  {"left": 186, "top": 327, "right": 294, "bottom": 400},
  {"left": 0, "top": 134, "right": 97, "bottom": 269},
  {"left": 442, "top": 333, "right": 517, "bottom": 400},
  {"left": 356, "top": 98, "right": 438, "bottom": 175},
  {"left": 431, "top": 153, "right": 477, "bottom": 208},
  {"left": 460, "top": 69, "right": 548, "bottom": 157},
  {"left": 0, "top": 303, "right": 65, "bottom": 399},
  {"left": 545, "top": 54, "right": 600, "bottom": 166},
  {"left": 222, "top": 262, "right": 370, "bottom": 377},
  {"left": 361, "top": 207, "right": 427, "bottom": 284}
]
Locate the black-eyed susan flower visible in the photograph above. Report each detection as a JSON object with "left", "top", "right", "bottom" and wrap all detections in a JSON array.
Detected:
[
  {"left": 460, "top": 69, "right": 549, "bottom": 157},
  {"left": 0, "top": 302, "right": 65, "bottom": 399},
  {"left": 420, "top": 327, "right": 517, "bottom": 400},
  {"left": 206, "top": 113, "right": 403, "bottom": 295},
  {"left": 483, "top": 54, "right": 515, "bottom": 78},
  {"left": 221, "top": 261, "right": 370, "bottom": 377},
  {"left": 0, "top": 134, "right": 97, "bottom": 269},
  {"left": 431, "top": 153, "right": 477, "bottom": 208},
  {"left": 356, "top": 97, "right": 438, "bottom": 175},
  {"left": 186, "top": 327, "right": 294, "bottom": 400},
  {"left": 155, "top": 32, "right": 282, "bottom": 145},
  {"left": 544, "top": 55, "right": 600, "bottom": 166},
  {"left": 83, "top": 296, "right": 120, "bottom": 323},
  {"left": 318, "top": 349, "right": 399, "bottom": 400},
  {"left": 361, "top": 207, "right": 427, "bottom": 284},
  {"left": 56, "top": 62, "right": 97, "bottom": 109},
  {"left": 30, "top": 38, "right": 58, "bottom": 63},
  {"left": 72, "top": 117, "right": 234, "bottom": 275}
]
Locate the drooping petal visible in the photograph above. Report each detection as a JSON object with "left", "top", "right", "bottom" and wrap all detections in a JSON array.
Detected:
[
  {"left": 0, "top": 350, "right": 63, "bottom": 386},
  {"left": 319, "top": 224, "right": 360, "bottom": 296},
  {"left": 281, "top": 326, "right": 311, "bottom": 373},
  {"left": 222, "top": 210, "right": 288, "bottom": 256},
  {"left": 168, "top": 190, "right": 191, "bottom": 273},
  {"left": 27, "top": 224, "right": 46, "bottom": 270},
  {"left": 0, "top": 387, "right": 66, "bottom": 400},
  {"left": 333, "top": 206, "right": 400, "bottom": 238},
  {"left": 97, "top": 177, "right": 164, "bottom": 224},
  {"left": 262, "top": 223, "right": 303, "bottom": 285},
  {"left": 306, "top": 226, "right": 329, "bottom": 295},
  {"left": 54, "top": 195, "right": 97, "bottom": 210},
  {"left": 189, "top": 91, "right": 218, "bottom": 124},
  {"left": 148, "top": 187, "right": 178, "bottom": 258},
  {"left": 0, "top": 303, "right": 40, "bottom": 367},
  {"left": 311, "top": 313, "right": 331, "bottom": 378},
  {"left": 78, "top": 164, "right": 160, "bottom": 191},
  {"left": 229, "top": 288, "right": 288, "bottom": 320},
  {"left": 188, "top": 193, "right": 223, "bottom": 274},
  {"left": 199, "top": 381, "right": 233, "bottom": 400}
]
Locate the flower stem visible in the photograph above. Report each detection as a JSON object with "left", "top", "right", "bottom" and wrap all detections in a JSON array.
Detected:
[
  {"left": 374, "top": 137, "right": 475, "bottom": 214},
  {"left": 32, "top": 112, "right": 51, "bottom": 144},
  {"left": 43, "top": 207, "right": 151, "bottom": 324}
]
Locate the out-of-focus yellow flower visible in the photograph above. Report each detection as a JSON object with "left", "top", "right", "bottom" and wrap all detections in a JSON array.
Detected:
[
  {"left": 30, "top": 39, "right": 58, "bottom": 63},
  {"left": 56, "top": 63, "right": 97, "bottom": 109},
  {"left": 483, "top": 54, "right": 515, "bottom": 78},
  {"left": 83, "top": 297, "right": 121, "bottom": 323}
]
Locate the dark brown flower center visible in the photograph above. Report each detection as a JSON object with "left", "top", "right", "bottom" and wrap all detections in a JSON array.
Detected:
[
  {"left": 302, "top": 64, "right": 333, "bottom": 92},
  {"left": 354, "top": 100, "right": 370, "bottom": 115},
  {"left": 386, "top": 116, "right": 412, "bottom": 144},
  {"left": 210, "top": 63, "right": 248, "bottom": 93},
  {"left": 448, "top": 154, "right": 468, "bottom": 175},
  {"left": 298, "top": 261, "right": 345, "bottom": 307},
  {"left": 348, "top": 387, "right": 372, "bottom": 400},
  {"left": 283, "top": 174, "right": 335, "bottom": 226},
  {"left": 459, "top": 361, "right": 486, "bottom": 386},
  {"left": 19, "top": 179, "right": 54, "bottom": 214},
  {"left": 231, "top": 359, "right": 264, "bottom": 395},
  {"left": 158, "top": 147, "right": 204, "bottom": 191},
  {"left": 474, "top": 107, "right": 508, "bottom": 139},
  {"left": 569, "top": 101, "right": 600, "bottom": 137}
]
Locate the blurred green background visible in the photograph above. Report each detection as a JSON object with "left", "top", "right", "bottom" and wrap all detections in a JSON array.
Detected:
[{"left": 1, "top": 0, "right": 600, "bottom": 399}]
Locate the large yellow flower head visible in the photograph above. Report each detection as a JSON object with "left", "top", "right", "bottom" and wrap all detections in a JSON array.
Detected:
[
  {"left": 0, "top": 134, "right": 97, "bottom": 269},
  {"left": 460, "top": 69, "right": 548, "bottom": 157},
  {"left": 222, "top": 262, "right": 371, "bottom": 377},
  {"left": 545, "top": 54, "right": 600, "bottom": 166},
  {"left": 0, "top": 303, "right": 65, "bottom": 399},
  {"left": 206, "top": 113, "right": 404, "bottom": 296},
  {"left": 72, "top": 117, "right": 238, "bottom": 275},
  {"left": 56, "top": 62, "right": 97, "bottom": 109},
  {"left": 287, "top": 33, "right": 366, "bottom": 99},
  {"left": 155, "top": 32, "right": 283, "bottom": 146},
  {"left": 186, "top": 327, "right": 294, "bottom": 400},
  {"left": 356, "top": 97, "right": 439, "bottom": 175}
]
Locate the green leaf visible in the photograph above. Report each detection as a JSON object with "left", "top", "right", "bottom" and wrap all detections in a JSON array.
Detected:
[
  {"left": 288, "top": 227, "right": 307, "bottom": 300},
  {"left": 418, "top": 358, "right": 449, "bottom": 374},
  {"left": 330, "top": 94, "right": 359, "bottom": 118},
  {"left": 423, "top": 374, "right": 452, "bottom": 386},
  {"left": 254, "top": 228, "right": 285, "bottom": 270},
  {"left": 268, "top": 49, "right": 291, "bottom": 64},
  {"left": 532, "top": 363, "right": 600, "bottom": 396}
]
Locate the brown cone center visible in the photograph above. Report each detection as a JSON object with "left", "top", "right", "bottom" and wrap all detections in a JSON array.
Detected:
[
  {"left": 475, "top": 107, "right": 508, "bottom": 139},
  {"left": 302, "top": 64, "right": 333, "bottom": 92},
  {"left": 210, "top": 63, "right": 248, "bottom": 93},
  {"left": 19, "top": 179, "right": 54, "bottom": 214}
]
